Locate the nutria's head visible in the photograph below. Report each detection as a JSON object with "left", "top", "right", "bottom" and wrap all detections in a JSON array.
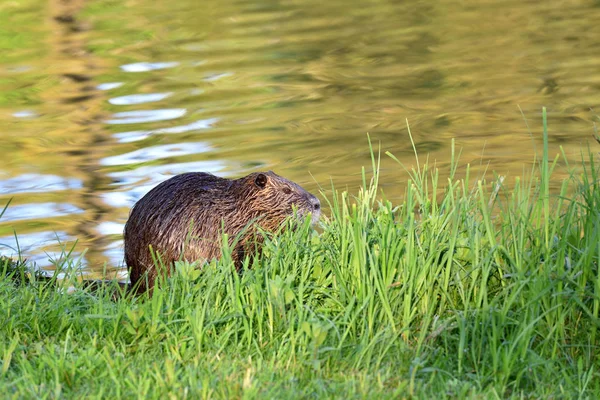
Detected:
[{"left": 232, "top": 171, "right": 321, "bottom": 230}]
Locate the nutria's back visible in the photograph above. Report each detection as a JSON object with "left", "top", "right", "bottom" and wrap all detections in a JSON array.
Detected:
[{"left": 124, "top": 171, "right": 320, "bottom": 293}]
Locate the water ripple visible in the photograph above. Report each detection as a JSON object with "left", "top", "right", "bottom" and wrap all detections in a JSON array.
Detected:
[
  {"left": 104, "top": 160, "right": 227, "bottom": 208},
  {"left": 0, "top": 231, "right": 73, "bottom": 266},
  {"left": 109, "top": 92, "right": 173, "bottom": 105},
  {"left": 120, "top": 61, "right": 179, "bottom": 72},
  {"left": 101, "top": 239, "right": 128, "bottom": 274},
  {"left": 97, "top": 82, "right": 124, "bottom": 91},
  {"left": 0, "top": 174, "right": 82, "bottom": 194},
  {"left": 203, "top": 72, "right": 233, "bottom": 82},
  {"left": 0, "top": 203, "right": 84, "bottom": 222},
  {"left": 104, "top": 109, "right": 186, "bottom": 124},
  {"left": 113, "top": 118, "right": 219, "bottom": 143},
  {"left": 101, "top": 142, "right": 211, "bottom": 166},
  {"left": 12, "top": 110, "right": 38, "bottom": 119},
  {"left": 96, "top": 221, "right": 125, "bottom": 236}
]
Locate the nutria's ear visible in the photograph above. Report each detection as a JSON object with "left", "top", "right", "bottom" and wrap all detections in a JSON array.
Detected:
[{"left": 255, "top": 173, "right": 268, "bottom": 189}]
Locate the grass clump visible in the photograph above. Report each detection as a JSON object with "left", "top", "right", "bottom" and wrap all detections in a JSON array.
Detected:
[{"left": 1, "top": 110, "right": 599, "bottom": 398}]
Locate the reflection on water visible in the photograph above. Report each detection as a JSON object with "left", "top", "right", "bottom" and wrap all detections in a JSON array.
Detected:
[
  {"left": 0, "top": 0, "right": 599, "bottom": 276},
  {"left": 103, "top": 160, "right": 227, "bottom": 209},
  {"left": 0, "top": 231, "right": 78, "bottom": 269},
  {"left": 12, "top": 110, "right": 38, "bottom": 119},
  {"left": 0, "top": 174, "right": 82, "bottom": 194},
  {"left": 120, "top": 62, "right": 180, "bottom": 73},
  {"left": 97, "top": 82, "right": 124, "bottom": 91},
  {"left": 105, "top": 109, "right": 187, "bottom": 124},
  {"left": 0, "top": 203, "right": 84, "bottom": 222},
  {"left": 203, "top": 72, "right": 234, "bottom": 82},
  {"left": 96, "top": 221, "right": 125, "bottom": 236},
  {"left": 101, "top": 142, "right": 211, "bottom": 166},
  {"left": 113, "top": 118, "right": 219, "bottom": 143},
  {"left": 0, "top": 231, "right": 69, "bottom": 254},
  {"left": 109, "top": 92, "right": 173, "bottom": 106}
]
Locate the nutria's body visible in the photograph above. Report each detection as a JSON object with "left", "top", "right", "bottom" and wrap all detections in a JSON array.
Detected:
[{"left": 124, "top": 171, "right": 320, "bottom": 293}]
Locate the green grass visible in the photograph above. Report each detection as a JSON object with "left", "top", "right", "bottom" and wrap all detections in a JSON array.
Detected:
[{"left": 1, "top": 110, "right": 600, "bottom": 398}]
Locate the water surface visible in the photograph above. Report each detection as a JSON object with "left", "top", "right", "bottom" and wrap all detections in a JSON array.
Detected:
[{"left": 1, "top": 0, "right": 599, "bottom": 276}]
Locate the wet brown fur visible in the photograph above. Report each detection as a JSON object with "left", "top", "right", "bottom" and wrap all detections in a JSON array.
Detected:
[{"left": 124, "top": 171, "right": 320, "bottom": 294}]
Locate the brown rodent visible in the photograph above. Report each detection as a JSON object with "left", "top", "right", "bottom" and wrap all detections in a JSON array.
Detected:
[{"left": 123, "top": 171, "right": 320, "bottom": 294}]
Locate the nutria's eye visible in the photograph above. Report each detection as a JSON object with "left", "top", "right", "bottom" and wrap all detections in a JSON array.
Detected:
[
  {"left": 255, "top": 173, "right": 268, "bottom": 188},
  {"left": 282, "top": 187, "right": 292, "bottom": 195}
]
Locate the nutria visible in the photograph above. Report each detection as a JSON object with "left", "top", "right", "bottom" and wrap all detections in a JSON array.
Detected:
[{"left": 124, "top": 171, "right": 320, "bottom": 293}]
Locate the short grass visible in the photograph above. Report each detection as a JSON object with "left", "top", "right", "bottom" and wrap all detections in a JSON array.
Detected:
[{"left": 1, "top": 110, "right": 599, "bottom": 398}]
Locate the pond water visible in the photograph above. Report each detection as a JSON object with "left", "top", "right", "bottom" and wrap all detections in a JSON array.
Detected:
[{"left": 1, "top": 0, "right": 599, "bottom": 277}]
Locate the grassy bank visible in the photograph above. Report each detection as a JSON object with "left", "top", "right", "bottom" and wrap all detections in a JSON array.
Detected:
[{"left": 2, "top": 114, "right": 599, "bottom": 398}]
